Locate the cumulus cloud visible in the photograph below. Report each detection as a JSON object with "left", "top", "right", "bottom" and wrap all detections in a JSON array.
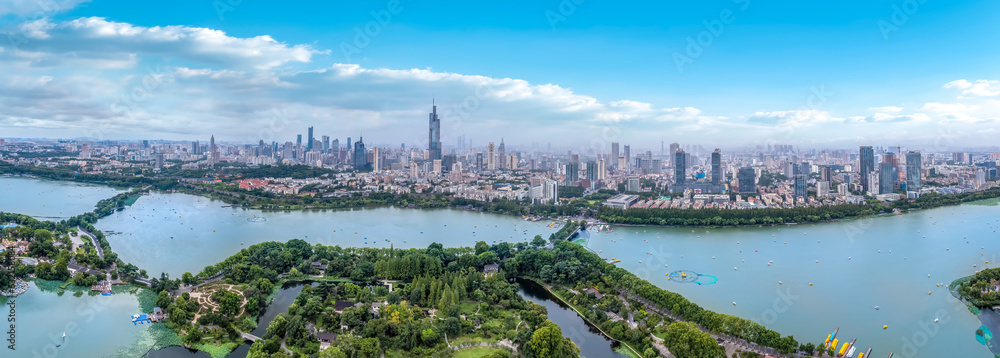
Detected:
[
  {"left": 5, "top": 17, "right": 322, "bottom": 69},
  {"left": 869, "top": 106, "right": 903, "bottom": 113},
  {"left": 921, "top": 102, "right": 980, "bottom": 112},
  {"left": 0, "top": 0, "right": 88, "bottom": 16},
  {"left": 747, "top": 110, "right": 843, "bottom": 127},
  {"left": 944, "top": 79, "right": 1000, "bottom": 97},
  {"left": 2, "top": 16, "right": 1000, "bottom": 147}
]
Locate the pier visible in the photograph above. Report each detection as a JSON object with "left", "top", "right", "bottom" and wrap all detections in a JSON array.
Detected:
[
  {"left": 91, "top": 280, "right": 112, "bottom": 295},
  {"left": 1, "top": 278, "right": 29, "bottom": 297}
]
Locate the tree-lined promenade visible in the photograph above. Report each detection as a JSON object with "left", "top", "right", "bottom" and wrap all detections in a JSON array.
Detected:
[{"left": 599, "top": 188, "right": 1000, "bottom": 227}]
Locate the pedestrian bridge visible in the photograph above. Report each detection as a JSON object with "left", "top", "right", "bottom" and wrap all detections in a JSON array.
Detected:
[{"left": 241, "top": 332, "right": 261, "bottom": 342}]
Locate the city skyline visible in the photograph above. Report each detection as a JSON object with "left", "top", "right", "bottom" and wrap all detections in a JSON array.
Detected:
[{"left": 1, "top": 1, "right": 1000, "bottom": 147}]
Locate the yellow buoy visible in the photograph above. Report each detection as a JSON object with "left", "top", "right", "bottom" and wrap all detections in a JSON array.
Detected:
[
  {"left": 809, "top": 283, "right": 813, "bottom": 286},
  {"left": 883, "top": 325, "right": 888, "bottom": 329},
  {"left": 928, "top": 291, "right": 932, "bottom": 295}
]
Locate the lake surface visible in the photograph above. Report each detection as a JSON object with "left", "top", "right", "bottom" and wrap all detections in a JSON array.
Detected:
[
  {"left": 95, "top": 191, "right": 559, "bottom": 277},
  {"left": 1, "top": 283, "right": 152, "bottom": 358},
  {"left": 518, "top": 280, "right": 627, "bottom": 358},
  {"left": 7, "top": 177, "right": 1000, "bottom": 357},
  {"left": 0, "top": 176, "right": 124, "bottom": 219},
  {"left": 587, "top": 204, "right": 1000, "bottom": 357}
]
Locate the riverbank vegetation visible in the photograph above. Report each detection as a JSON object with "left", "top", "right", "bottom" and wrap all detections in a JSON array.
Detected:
[
  {"left": 600, "top": 188, "right": 1000, "bottom": 227},
  {"left": 156, "top": 235, "right": 577, "bottom": 358},
  {"left": 955, "top": 268, "right": 1000, "bottom": 307},
  {"left": 516, "top": 241, "right": 801, "bottom": 357}
]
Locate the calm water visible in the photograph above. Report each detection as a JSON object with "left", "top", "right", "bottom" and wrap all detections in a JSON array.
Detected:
[
  {"left": 95, "top": 191, "right": 559, "bottom": 277},
  {"left": 0, "top": 176, "right": 124, "bottom": 219},
  {"left": 7, "top": 178, "right": 1000, "bottom": 357},
  {"left": 1, "top": 284, "right": 152, "bottom": 358},
  {"left": 587, "top": 204, "right": 1000, "bottom": 357},
  {"left": 518, "top": 280, "right": 627, "bottom": 358}
]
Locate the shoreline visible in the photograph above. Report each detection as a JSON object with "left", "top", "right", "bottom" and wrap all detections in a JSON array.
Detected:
[
  {"left": 5, "top": 174, "right": 999, "bottom": 230},
  {"left": 949, "top": 275, "right": 1000, "bottom": 356}
]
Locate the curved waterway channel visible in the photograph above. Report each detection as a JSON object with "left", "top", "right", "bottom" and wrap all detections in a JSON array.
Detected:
[
  {"left": 516, "top": 279, "right": 629, "bottom": 357},
  {"left": 2, "top": 177, "right": 1000, "bottom": 357}
]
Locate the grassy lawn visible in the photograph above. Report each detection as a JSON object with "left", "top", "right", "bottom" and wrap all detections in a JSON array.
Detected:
[
  {"left": 459, "top": 302, "right": 479, "bottom": 315},
  {"left": 452, "top": 346, "right": 502, "bottom": 358}
]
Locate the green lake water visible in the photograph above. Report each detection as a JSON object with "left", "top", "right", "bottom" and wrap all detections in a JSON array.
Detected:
[{"left": 0, "top": 176, "right": 124, "bottom": 219}]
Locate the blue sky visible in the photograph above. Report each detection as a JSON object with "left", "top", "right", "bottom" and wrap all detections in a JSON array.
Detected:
[{"left": 2, "top": 0, "right": 999, "bottom": 150}]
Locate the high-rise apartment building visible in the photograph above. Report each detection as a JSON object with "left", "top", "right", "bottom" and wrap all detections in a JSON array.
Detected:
[
  {"left": 674, "top": 149, "right": 686, "bottom": 185},
  {"left": 487, "top": 142, "right": 496, "bottom": 170},
  {"left": 879, "top": 162, "right": 894, "bottom": 194},
  {"left": 794, "top": 174, "right": 807, "bottom": 201},
  {"left": 738, "top": 167, "right": 756, "bottom": 194},
  {"left": 711, "top": 149, "right": 722, "bottom": 185}
]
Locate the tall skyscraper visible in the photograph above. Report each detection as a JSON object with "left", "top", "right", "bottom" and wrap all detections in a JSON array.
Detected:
[
  {"left": 498, "top": 138, "right": 506, "bottom": 169},
  {"left": 428, "top": 100, "right": 442, "bottom": 160},
  {"left": 669, "top": 142, "right": 680, "bottom": 167},
  {"left": 321, "top": 135, "right": 330, "bottom": 153},
  {"left": 738, "top": 167, "right": 756, "bottom": 194},
  {"left": 623, "top": 145, "right": 631, "bottom": 170},
  {"left": 711, "top": 149, "right": 722, "bottom": 185},
  {"left": 859, "top": 146, "right": 875, "bottom": 194},
  {"left": 611, "top": 142, "right": 619, "bottom": 169},
  {"left": 209, "top": 135, "right": 216, "bottom": 152},
  {"left": 306, "top": 126, "right": 314, "bottom": 152},
  {"left": 674, "top": 149, "right": 686, "bottom": 185},
  {"left": 879, "top": 162, "right": 894, "bottom": 194},
  {"left": 586, "top": 161, "right": 599, "bottom": 188},
  {"left": 372, "top": 147, "right": 381, "bottom": 173},
  {"left": 883, "top": 152, "right": 899, "bottom": 187},
  {"left": 353, "top": 137, "right": 367, "bottom": 170},
  {"left": 487, "top": 142, "right": 496, "bottom": 170},
  {"left": 565, "top": 161, "right": 579, "bottom": 185},
  {"left": 906, "top": 151, "right": 922, "bottom": 190}
]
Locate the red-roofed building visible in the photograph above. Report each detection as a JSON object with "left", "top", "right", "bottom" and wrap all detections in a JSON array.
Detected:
[{"left": 239, "top": 179, "right": 268, "bottom": 190}]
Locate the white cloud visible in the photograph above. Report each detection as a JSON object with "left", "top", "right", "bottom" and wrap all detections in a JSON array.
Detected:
[
  {"left": 3, "top": 17, "right": 1000, "bottom": 147},
  {"left": 869, "top": 106, "right": 903, "bottom": 113},
  {"left": 0, "top": 0, "right": 88, "bottom": 16},
  {"left": 6, "top": 17, "right": 322, "bottom": 69},
  {"left": 921, "top": 102, "right": 980, "bottom": 112},
  {"left": 747, "top": 110, "right": 843, "bottom": 127},
  {"left": 944, "top": 79, "right": 1000, "bottom": 97}
]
